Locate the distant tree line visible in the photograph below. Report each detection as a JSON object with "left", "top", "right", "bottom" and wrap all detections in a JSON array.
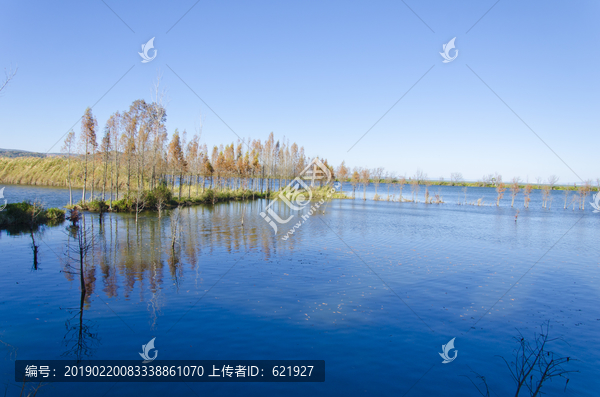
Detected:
[{"left": 333, "top": 164, "right": 597, "bottom": 210}]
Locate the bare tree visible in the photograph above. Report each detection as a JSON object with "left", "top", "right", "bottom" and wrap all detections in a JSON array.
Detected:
[
  {"left": 359, "top": 168, "right": 370, "bottom": 200},
  {"left": 501, "top": 322, "right": 577, "bottom": 396},
  {"left": 482, "top": 174, "right": 494, "bottom": 187},
  {"left": 468, "top": 321, "right": 577, "bottom": 397},
  {"left": 410, "top": 177, "right": 420, "bottom": 202},
  {"left": 547, "top": 175, "right": 559, "bottom": 189},
  {"left": 578, "top": 181, "right": 591, "bottom": 210},
  {"left": 397, "top": 175, "right": 406, "bottom": 202},
  {"left": 535, "top": 176, "right": 542, "bottom": 187},
  {"left": 541, "top": 185, "right": 551, "bottom": 208},
  {"left": 62, "top": 223, "right": 99, "bottom": 363},
  {"left": 65, "top": 224, "right": 94, "bottom": 298},
  {"left": 384, "top": 171, "right": 396, "bottom": 201},
  {"left": 450, "top": 172, "right": 463, "bottom": 186},
  {"left": 424, "top": 179, "right": 432, "bottom": 203},
  {"left": 372, "top": 167, "right": 384, "bottom": 199},
  {"left": 415, "top": 169, "right": 427, "bottom": 184}
]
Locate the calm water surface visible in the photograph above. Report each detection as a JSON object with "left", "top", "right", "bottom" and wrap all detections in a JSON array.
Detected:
[{"left": 0, "top": 184, "right": 598, "bottom": 396}]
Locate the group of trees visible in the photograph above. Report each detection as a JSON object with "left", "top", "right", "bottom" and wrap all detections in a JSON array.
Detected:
[
  {"left": 62, "top": 100, "right": 338, "bottom": 209},
  {"left": 334, "top": 163, "right": 597, "bottom": 210}
]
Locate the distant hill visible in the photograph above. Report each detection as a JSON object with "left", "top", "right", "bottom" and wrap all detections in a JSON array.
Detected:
[{"left": 0, "top": 148, "right": 62, "bottom": 158}]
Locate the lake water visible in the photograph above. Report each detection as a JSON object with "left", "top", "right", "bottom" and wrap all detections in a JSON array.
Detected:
[{"left": 0, "top": 184, "right": 598, "bottom": 396}]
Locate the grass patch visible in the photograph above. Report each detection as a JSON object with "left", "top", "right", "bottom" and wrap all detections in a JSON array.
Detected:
[{"left": 77, "top": 187, "right": 270, "bottom": 213}]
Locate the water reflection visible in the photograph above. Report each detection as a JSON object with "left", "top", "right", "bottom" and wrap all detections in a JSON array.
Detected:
[
  {"left": 1, "top": 186, "right": 599, "bottom": 396},
  {"left": 61, "top": 289, "right": 100, "bottom": 361}
]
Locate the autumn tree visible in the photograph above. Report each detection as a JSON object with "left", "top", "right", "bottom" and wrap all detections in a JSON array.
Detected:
[
  {"left": 185, "top": 134, "right": 200, "bottom": 198},
  {"left": 579, "top": 180, "right": 592, "bottom": 210},
  {"left": 150, "top": 73, "right": 168, "bottom": 189},
  {"left": 100, "top": 129, "right": 111, "bottom": 201},
  {"left": 336, "top": 161, "right": 349, "bottom": 191},
  {"left": 495, "top": 175, "right": 505, "bottom": 206},
  {"left": 510, "top": 177, "right": 521, "bottom": 207},
  {"left": 168, "top": 130, "right": 187, "bottom": 199},
  {"left": 122, "top": 101, "right": 141, "bottom": 196},
  {"left": 359, "top": 168, "right": 370, "bottom": 200},
  {"left": 523, "top": 183, "right": 533, "bottom": 208},
  {"left": 80, "top": 107, "right": 98, "bottom": 204},
  {"left": 106, "top": 112, "right": 121, "bottom": 206},
  {"left": 62, "top": 130, "right": 77, "bottom": 206},
  {"left": 350, "top": 169, "right": 360, "bottom": 199}
]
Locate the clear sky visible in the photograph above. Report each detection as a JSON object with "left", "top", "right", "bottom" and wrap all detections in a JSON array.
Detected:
[{"left": 0, "top": 0, "right": 598, "bottom": 184}]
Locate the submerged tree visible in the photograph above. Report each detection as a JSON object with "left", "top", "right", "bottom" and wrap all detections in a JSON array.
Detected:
[
  {"left": 336, "top": 161, "right": 349, "bottom": 191},
  {"left": 523, "top": 183, "right": 533, "bottom": 208},
  {"left": 468, "top": 321, "right": 577, "bottom": 397},
  {"left": 410, "top": 177, "right": 420, "bottom": 202},
  {"left": 359, "top": 168, "right": 370, "bottom": 200},
  {"left": 510, "top": 177, "right": 521, "bottom": 207},
  {"left": 495, "top": 175, "right": 506, "bottom": 206},
  {"left": 397, "top": 175, "right": 406, "bottom": 202},
  {"left": 384, "top": 171, "right": 396, "bottom": 201},
  {"left": 371, "top": 167, "right": 384, "bottom": 199},
  {"left": 62, "top": 220, "right": 99, "bottom": 362},
  {"left": 350, "top": 169, "right": 359, "bottom": 199}
]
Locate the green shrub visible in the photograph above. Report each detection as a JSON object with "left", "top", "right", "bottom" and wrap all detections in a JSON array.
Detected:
[
  {"left": 0, "top": 201, "right": 65, "bottom": 228},
  {"left": 85, "top": 199, "right": 109, "bottom": 212}
]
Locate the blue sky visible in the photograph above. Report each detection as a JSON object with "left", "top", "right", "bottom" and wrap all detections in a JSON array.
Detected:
[{"left": 0, "top": 0, "right": 598, "bottom": 183}]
